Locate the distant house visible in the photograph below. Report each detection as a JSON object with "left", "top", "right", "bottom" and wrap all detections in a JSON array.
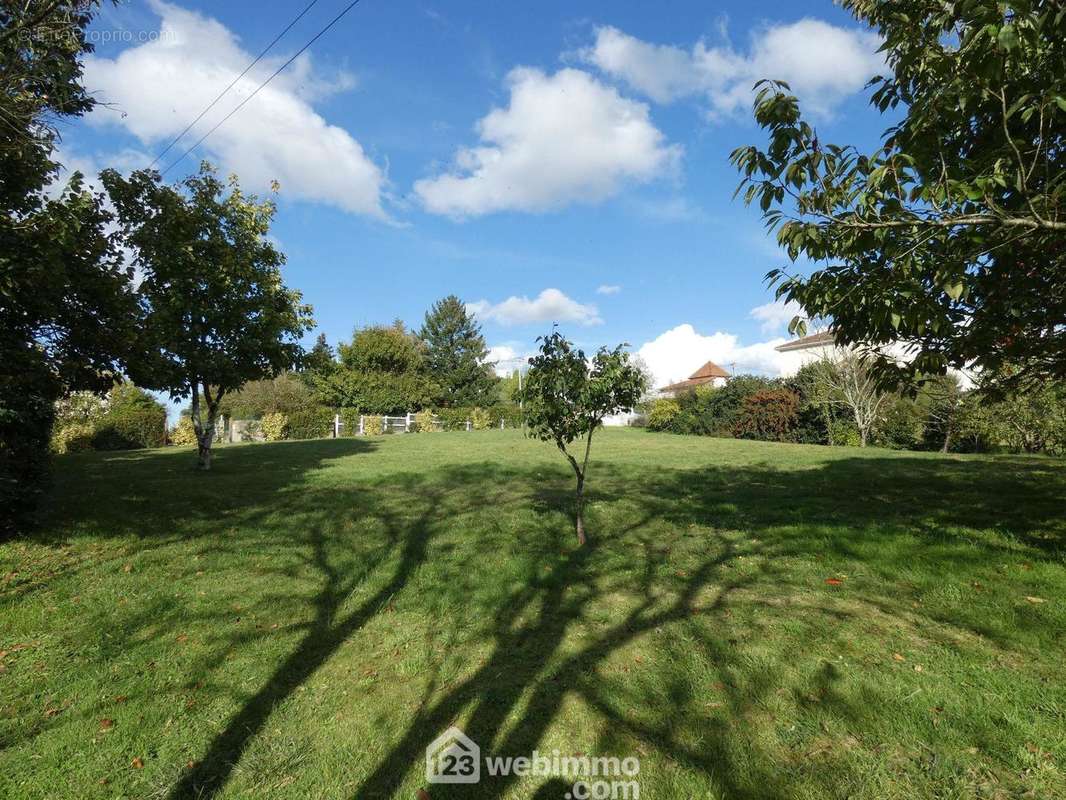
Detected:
[
  {"left": 773, "top": 331, "right": 838, "bottom": 364},
  {"left": 657, "top": 360, "right": 731, "bottom": 398}
]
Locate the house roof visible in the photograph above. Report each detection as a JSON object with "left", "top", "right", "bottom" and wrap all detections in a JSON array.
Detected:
[
  {"left": 774, "top": 331, "right": 835, "bottom": 353},
  {"left": 659, "top": 360, "right": 730, "bottom": 393},
  {"left": 689, "top": 360, "right": 730, "bottom": 380}
]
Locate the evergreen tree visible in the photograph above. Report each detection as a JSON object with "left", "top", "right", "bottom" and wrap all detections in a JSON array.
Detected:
[
  {"left": 419, "top": 296, "right": 496, "bottom": 407},
  {"left": 303, "top": 333, "right": 336, "bottom": 377}
]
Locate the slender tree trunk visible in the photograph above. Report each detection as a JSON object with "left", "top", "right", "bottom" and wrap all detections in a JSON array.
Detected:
[
  {"left": 190, "top": 379, "right": 221, "bottom": 471},
  {"left": 574, "top": 472, "right": 586, "bottom": 546},
  {"left": 941, "top": 416, "right": 953, "bottom": 453}
]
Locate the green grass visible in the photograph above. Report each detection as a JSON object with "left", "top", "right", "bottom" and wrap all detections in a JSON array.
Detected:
[{"left": 2, "top": 430, "right": 1065, "bottom": 799}]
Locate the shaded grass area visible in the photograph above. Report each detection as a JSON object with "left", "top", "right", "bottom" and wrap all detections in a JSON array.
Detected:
[{"left": 1, "top": 430, "right": 1064, "bottom": 799}]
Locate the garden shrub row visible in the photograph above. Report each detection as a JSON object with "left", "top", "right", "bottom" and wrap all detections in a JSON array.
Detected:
[{"left": 51, "top": 384, "right": 167, "bottom": 454}]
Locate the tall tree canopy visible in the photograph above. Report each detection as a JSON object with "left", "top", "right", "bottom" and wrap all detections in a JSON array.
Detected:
[
  {"left": 1, "top": 1, "right": 139, "bottom": 531},
  {"left": 732, "top": 0, "right": 1066, "bottom": 392},
  {"left": 520, "top": 331, "right": 647, "bottom": 545},
  {"left": 419, "top": 295, "right": 496, "bottom": 407},
  {"left": 102, "top": 163, "right": 314, "bottom": 470},
  {"left": 314, "top": 322, "right": 436, "bottom": 414}
]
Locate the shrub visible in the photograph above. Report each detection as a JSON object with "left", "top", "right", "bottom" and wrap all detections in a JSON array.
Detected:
[
  {"left": 50, "top": 423, "right": 95, "bottom": 454},
  {"left": 471, "top": 407, "right": 491, "bottom": 430},
  {"left": 829, "top": 419, "right": 862, "bottom": 447},
  {"left": 339, "top": 408, "right": 361, "bottom": 437},
  {"left": 413, "top": 409, "right": 436, "bottom": 433},
  {"left": 489, "top": 405, "right": 524, "bottom": 429},
  {"left": 171, "top": 416, "right": 197, "bottom": 446},
  {"left": 284, "top": 406, "right": 334, "bottom": 439},
  {"left": 261, "top": 412, "right": 288, "bottom": 442},
  {"left": 91, "top": 384, "right": 167, "bottom": 450},
  {"left": 437, "top": 407, "right": 471, "bottom": 431},
  {"left": 876, "top": 397, "right": 926, "bottom": 450},
  {"left": 733, "top": 389, "right": 800, "bottom": 442},
  {"left": 647, "top": 399, "right": 681, "bottom": 431},
  {"left": 218, "top": 373, "right": 315, "bottom": 419},
  {"left": 362, "top": 415, "right": 384, "bottom": 436}
]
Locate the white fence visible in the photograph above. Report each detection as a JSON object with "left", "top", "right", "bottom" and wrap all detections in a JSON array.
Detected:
[{"left": 220, "top": 412, "right": 505, "bottom": 443}]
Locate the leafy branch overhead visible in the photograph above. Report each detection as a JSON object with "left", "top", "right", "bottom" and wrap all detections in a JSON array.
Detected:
[{"left": 731, "top": 0, "right": 1066, "bottom": 392}]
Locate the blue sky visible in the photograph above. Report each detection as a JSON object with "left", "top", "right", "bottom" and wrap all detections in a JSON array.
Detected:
[{"left": 64, "top": 0, "right": 894, "bottom": 397}]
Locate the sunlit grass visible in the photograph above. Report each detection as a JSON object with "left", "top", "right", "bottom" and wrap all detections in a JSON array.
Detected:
[{"left": 1, "top": 430, "right": 1064, "bottom": 799}]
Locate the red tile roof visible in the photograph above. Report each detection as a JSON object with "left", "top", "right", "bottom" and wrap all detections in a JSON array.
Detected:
[{"left": 659, "top": 360, "right": 730, "bottom": 393}]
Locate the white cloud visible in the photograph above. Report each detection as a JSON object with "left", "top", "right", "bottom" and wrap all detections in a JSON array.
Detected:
[
  {"left": 749, "top": 298, "right": 803, "bottom": 334},
  {"left": 83, "top": 0, "right": 388, "bottom": 219},
  {"left": 636, "top": 323, "right": 805, "bottom": 388},
  {"left": 484, "top": 344, "right": 535, "bottom": 376},
  {"left": 582, "top": 20, "right": 884, "bottom": 118},
  {"left": 596, "top": 284, "right": 621, "bottom": 295},
  {"left": 466, "top": 288, "right": 602, "bottom": 327},
  {"left": 414, "top": 67, "right": 681, "bottom": 217}
]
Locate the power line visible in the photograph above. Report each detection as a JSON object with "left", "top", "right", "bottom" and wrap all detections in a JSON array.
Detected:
[
  {"left": 159, "top": 0, "right": 365, "bottom": 178},
  {"left": 148, "top": 0, "right": 322, "bottom": 170}
]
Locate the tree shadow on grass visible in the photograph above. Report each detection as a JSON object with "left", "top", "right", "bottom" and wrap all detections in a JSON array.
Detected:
[{"left": 9, "top": 441, "right": 1065, "bottom": 799}]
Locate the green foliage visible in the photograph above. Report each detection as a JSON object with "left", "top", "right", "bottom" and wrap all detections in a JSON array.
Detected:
[
  {"left": 733, "top": 389, "right": 800, "bottom": 442},
  {"left": 830, "top": 420, "right": 863, "bottom": 448},
  {"left": 519, "top": 331, "right": 648, "bottom": 544},
  {"left": 319, "top": 323, "right": 435, "bottom": 414},
  {"left": 1, "top": 2, "right": 141, "bottom": 532},
  {"left": 283, "top": 407, "right": 334, "bottom": 440},
  {"left": 732, "top": 1, "right": 1066, "bottom": 393},
  {"left": 339, "top": 408, "right": 362, "bottom": 437},
  {"left": 419, "top": 295, "right": 496, "bottom": 407},
  {"left": 955, "top": 381, "right": 1066, "bottom": 455},
  {"left": 471, "top": 407, "right": 491, "bottom": 430},
  {"left": 261, "top": 412, "right": 288, "bottom": 442},
  {"left": 647, "top": 398, "right": 681, "bottom": 431},
  {"left": 170, "top": 416, "right": 197, "bottom": 447},
  {"left": 362, "top": 415, "right": 384, "bottom": 436},
  {"left": 89, "top": 384, "right": 167, "bottom": 451},
  {"left": 219, "top": 373, "right": 315, "bottom": 419},
  {"left": 875, "top": 397, "right": 928, "bottom": 450},
  {"left": 413, "top": 410, "right": 437, "bottom": 433},
  {"left": 50, "top": 423, "right": 95, "bottom": 455},
  {"left": 102, "top": 162, "right": 314, "bottom": 469},
  {"left": 301, "top": 333, "right": 336, "bottom": 380}
]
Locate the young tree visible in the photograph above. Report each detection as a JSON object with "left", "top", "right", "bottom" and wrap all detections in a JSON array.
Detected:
[
  {"left": 519, "top": 331, "right": 648, "bottom": 545},
  {"left": 801, "top": 353, "right": 890, "bottom": 447},
  {"left": 732, "top": 1, "right": 1066, "bottom": 394},
  {"left": 102, "top": 163, "right": 314, "bottom": 470},
  {"left": 419, "top": 295, "right": 496, "bottom": 407}
]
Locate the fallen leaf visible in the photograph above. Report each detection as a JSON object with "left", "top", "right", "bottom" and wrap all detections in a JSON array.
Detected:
[
  {"left": 131, "top": 757, "right": 144, "bottom": 769},
  {"left": 113, "top": 695, "right": 128, "bottom": 704},
  {"left": 123, "top": 563, "right": 132, "bottom": 573},
  {"left": 176, "top": 634, "right": 188, "bottom": 643},
  {"left": 1025, "top": 596, "right": 1047, "bottom": 604},
  {"left": 99, "top": 718, "right": 114, "bottom": 730},
  {"left": 892, "top": 653, "right": 906, "bottom": 662},
  {"left": 417, "top": 789, "right": 431, "bottom": 800},
  {"left": 914, "top": 665, "right": 923, "bottom": 673},
  {"left": 825, "top": 578, "right": 844, "bottom": 586}
]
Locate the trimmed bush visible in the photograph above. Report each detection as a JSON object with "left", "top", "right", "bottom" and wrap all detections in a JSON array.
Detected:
[
  {"left": 363, "top": 415, "right": 384, "bottom": 436},
  {"left": 171, "top": 416, "right": 197, "bottom": 446},
  {"left": 829, "top": 419, "right": 862, "bottom": 447},
  {"left": 91, "top": 384, "right": 167, "bottom": 450},
  {"left": 339, "top": 408, "right": 361, "bottom": 437},
  {"left": 471, "top": 407, "right": 491, "bottom": 430},
  {"left": 50, "top": 423, "right": 95, "bottom": 454},
  {"left": 647, "top": 399, "right": 680, "bottom": 431},
  {"left": 413, "top": 410, "right": 436, "bottom": 433},
  {"left": 261, "top": 412, "right": 287, "bottom": 442},
  {"left": 284, "top": 406, "right": 334, "bottom": 440},
  {"left": 733, "top": 389, "right": 800, "bottom": 442}
]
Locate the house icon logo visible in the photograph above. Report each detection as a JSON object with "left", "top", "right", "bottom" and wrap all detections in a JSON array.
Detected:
[{"left": 425, "top": 726, "right": 480, "bottom": 784}]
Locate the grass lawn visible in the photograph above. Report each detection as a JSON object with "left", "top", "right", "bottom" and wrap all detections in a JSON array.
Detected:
[{"left": 1, "top": 430, "right": 1064, "bottom": 799}]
